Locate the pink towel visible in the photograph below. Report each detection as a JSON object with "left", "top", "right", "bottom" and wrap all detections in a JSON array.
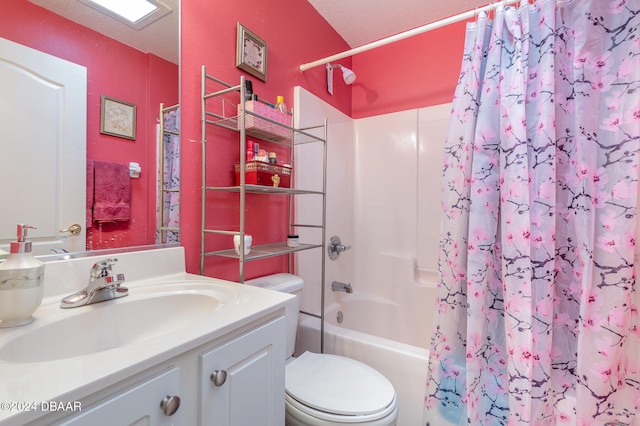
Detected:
[
  {"left": 92, "top": 160, "right": 131, "bottom": 222},
  {"left": 86, "top": 160, "right": 94, "bottom": 228}
]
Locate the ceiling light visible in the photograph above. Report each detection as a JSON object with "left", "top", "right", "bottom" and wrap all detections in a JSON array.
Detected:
[
  {"left": 77, "top": 0, "right": 172, "bottom": 29},
  {"left": 88, "top": 0, "right": 156, "bottom": 22}
]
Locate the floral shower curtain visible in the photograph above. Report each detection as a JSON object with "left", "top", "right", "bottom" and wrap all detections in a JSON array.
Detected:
[
  {"left": 156, "top": 108, "right": 180, "bottom": 244},
  {"left": 425, "top": 1, "right": 640, "bottom": 425}
]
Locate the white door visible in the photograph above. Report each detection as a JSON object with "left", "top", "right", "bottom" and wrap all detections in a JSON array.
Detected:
[{"left": 0, "top": 38, "right": 86, "bottom": 255}]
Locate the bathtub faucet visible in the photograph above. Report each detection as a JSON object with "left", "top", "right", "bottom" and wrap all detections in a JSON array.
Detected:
[{"left": 332, "top": 281, "right": 353, "bottom": 293}]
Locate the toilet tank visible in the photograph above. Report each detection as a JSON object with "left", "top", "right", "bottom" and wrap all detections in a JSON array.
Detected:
[{"left": 245, "top": 273, "right": 304, "bottom": 358}]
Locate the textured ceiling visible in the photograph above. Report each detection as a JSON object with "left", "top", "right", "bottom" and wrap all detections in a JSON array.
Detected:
[
  {"left": 28, "top": 0, "right": 179, "bottom": 64},
  {"left": 307, "top": 0, "right": 493, "bottom": 48},
  {"left": 26, "top": 0, "right": 493, "bottom": 65}
]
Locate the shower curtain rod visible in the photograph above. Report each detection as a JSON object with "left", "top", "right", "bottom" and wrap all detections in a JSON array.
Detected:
[{"left": 299, "top": 0, "right": 520, "bottom": 72}]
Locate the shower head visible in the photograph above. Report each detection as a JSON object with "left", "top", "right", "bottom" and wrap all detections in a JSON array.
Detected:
[
  {"left": 326, "top": 63, "right": 356, "bottom": 95},
  {"left": 340, "top": 66, "right": 356, "bottom": 84}
]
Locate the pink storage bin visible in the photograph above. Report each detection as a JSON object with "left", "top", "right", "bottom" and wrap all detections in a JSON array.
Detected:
[{"left": 238, "top": 101, "right": 291, "bottom": 140}]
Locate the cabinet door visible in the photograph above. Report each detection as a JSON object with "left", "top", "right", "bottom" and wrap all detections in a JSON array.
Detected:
[
  {"left": 200, "top": 317, "right": 286, "bottom": 425},
  {"left": 56, "top": 368, "right": 182, "bottom": 426}
]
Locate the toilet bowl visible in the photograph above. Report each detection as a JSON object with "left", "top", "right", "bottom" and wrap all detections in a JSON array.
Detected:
[{"left": 246, "top": 274, "right": 399, "bottom": 426}]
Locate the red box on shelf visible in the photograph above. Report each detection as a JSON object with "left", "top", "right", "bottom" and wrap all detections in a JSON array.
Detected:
[{"left": 234, "top": 161, "right": 292, "bottom": 188}]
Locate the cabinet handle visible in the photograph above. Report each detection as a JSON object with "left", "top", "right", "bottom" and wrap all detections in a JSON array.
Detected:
[
  {"left": 160, "top": 395, "right": 181, "bottom": 416},
  {"left": 210, "top": 370, "right": 227, "bottom": 386}
]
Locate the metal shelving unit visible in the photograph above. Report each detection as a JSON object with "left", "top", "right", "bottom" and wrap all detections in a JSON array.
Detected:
[{"left": 200, "top": 67, "right": 327, "bottom": 313}]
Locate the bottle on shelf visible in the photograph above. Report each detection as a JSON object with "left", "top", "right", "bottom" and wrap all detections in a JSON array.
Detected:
[
  {"left": 255, "top": 149, "right": 268, "bottom": 162},
  {"left": 246, "top": 140, "right": 254, "bottom": 162},
  {"left": 275, "top": 96, "right": 287, "bottom": 113}
]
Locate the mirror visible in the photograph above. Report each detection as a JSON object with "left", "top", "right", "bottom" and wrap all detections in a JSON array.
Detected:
[{"left": 0, "top": 0, "right": 179, "bottom": 257}]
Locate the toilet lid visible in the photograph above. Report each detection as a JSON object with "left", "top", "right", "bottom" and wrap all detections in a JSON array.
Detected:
[{"left": 285, "top": 352, "right": 396, "bottom": 416}]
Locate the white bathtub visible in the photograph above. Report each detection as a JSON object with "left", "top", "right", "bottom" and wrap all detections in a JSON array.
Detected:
[{"left": 295, "top": 287, "right": 436, "bottom": 425}]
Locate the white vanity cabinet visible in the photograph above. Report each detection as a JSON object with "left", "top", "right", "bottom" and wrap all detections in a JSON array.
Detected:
[
  {"left": 38, "top": 315, "right": 285, "bottom": 426},
  {"left": 54, "top": 368, "right": 182, "bottom": 426},
  {"left": 0, "top": 248, "right": 293, "bottom": 426},
  {"left": 200, "top": 317, "right": 286, "bottom": 425}
]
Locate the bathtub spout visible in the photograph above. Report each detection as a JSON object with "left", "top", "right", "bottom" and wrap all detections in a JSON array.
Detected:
[{"left": 332, "top": 281, "right": 353, "bottom": 293}]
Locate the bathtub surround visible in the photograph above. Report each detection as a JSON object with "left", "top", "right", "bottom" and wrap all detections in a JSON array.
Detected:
[
  {"left": 425, "top": 1, "right": 640, "bottom": 424},
  {"left": 293, "top": 88, "right": 450, "bottom": 424}
]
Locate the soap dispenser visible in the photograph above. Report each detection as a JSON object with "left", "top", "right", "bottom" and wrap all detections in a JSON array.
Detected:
[{"left": 0, "top": 224, "right": 44, "bottom": 327}]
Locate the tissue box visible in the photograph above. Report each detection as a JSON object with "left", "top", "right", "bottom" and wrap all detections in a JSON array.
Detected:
[
  {"left": 238, "top": 101, "right": 291, "bottom": 141},
  {"left": 234, "top": 161, "right": 291, "bottom": 188}
]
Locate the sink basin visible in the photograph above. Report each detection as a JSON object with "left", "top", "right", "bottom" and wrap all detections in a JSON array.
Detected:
[{"left": 0, "top": 281, "right": 238, "bottom": 363}]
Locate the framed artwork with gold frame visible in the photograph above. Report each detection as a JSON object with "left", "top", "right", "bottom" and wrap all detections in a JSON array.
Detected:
[{"left": 236, "top": 23, "right": 268, "bottom": 82}]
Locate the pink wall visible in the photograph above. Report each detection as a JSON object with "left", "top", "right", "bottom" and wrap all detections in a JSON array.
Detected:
[
  {"left": 180, "top": 0, "right": 467, "bottom": 278},
  {"left": 3, "top": 0, "right": 467, "bottom": 279},
  {"left": 1, "top": 0, "right": 178, "bottom": 250},
  {"left": 180, "top": 0, "right": 352, "bottom": 278},
  {"left": 351, "top": 22, "right": 467, "bottom": 118}
]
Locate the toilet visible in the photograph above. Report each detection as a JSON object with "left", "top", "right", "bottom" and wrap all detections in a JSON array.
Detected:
[{"left": 246, "top": 273, "right": 399, "bottom": 426}]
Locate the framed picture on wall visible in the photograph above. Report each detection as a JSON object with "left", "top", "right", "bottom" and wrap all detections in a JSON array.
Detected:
[
  {"left": 100, "top": 95, "right": 136, "bottom": 140},
  {"left": 236, "top": 23, "right": 268, "bottom": 82}
]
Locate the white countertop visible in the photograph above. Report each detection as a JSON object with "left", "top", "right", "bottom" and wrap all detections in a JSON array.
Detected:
[{"left": 0, "top": 247, "right": 292, "bottom": 425}]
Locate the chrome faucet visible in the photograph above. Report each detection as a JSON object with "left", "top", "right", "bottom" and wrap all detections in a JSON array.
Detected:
[
  {"left": 60, "top": 258, "right": 128, "bottom": 308},
  {"left": 327, "top": 235, "right": 352, "bottom": 260},
  {"left": 331, "top": 281, "right": 353, "bottom": 293}
]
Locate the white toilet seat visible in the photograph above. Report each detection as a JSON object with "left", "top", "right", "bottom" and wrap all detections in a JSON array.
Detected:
[
  {"left": 285, "top": 352, "right": 398, "bottom": 424},
  {"left": 286, "top": 392, "right": 398, "bottom": 424}
]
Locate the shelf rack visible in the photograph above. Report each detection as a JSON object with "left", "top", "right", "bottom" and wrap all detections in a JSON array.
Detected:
[{"left": 200, "top": 67, "right": 327, "bottom": 350}]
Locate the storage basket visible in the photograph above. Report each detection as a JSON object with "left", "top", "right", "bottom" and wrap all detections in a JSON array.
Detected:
[
  {"left": 234, "top": 161, "right": 291, "bottom": 188},
  {"left": 238, "top": 101, "right": 291, "bottom": 140}
]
